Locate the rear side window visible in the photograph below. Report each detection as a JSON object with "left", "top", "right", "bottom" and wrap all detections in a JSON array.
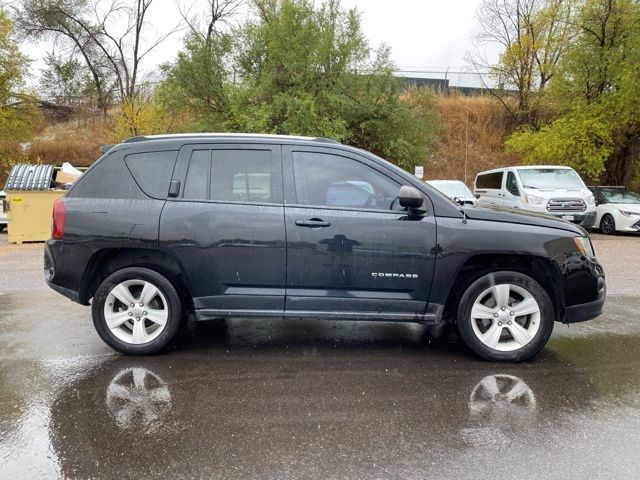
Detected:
[
  {"left": 476, "top": 172, "right": 503, "bottom": 190},
  {"left": 125, "top": 151, "right": 178, "bottom": 199},
  {"left": 182, "top": 148, "right": 274, "bottom": 203},
  {"left": 211, "top": 150, "right": 271, "bottom": 203},
  {"left": 68, "top": 154, "right": 144, "bottom": 199}
]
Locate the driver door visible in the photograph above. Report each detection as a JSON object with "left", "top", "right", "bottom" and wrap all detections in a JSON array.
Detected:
[{"left": 282, "top": 146, "right": 437, "bottom": 315}]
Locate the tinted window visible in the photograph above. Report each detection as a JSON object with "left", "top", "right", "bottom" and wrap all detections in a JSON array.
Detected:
[
  {"left": 183, "top": 150, "right": 210, "bottom": 200},
  {"left": 183, "top": 148, "right": 274, "bottom": 203},
  {"left": 125, "top": 151, "right": 178, "bottom": 199},
  {"left": 211, "top": 150, "right": 272, "bottom": 203},
  {"left": 476, "top": 172, "right": 503, "bottom": 190},
  {"left": 292, "top": 151, "right": 402, "bottom": 210},
  {"left": 69, "top": 155, "right": 144, "bottom": 199}
]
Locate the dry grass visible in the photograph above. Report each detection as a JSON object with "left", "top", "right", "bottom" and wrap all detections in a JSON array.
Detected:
[
  {"left": 427, "top": 93, "right": 519, "bottom": 186},
  {"left": 25, "top": 121, "right": 110, "bottom": 167}
]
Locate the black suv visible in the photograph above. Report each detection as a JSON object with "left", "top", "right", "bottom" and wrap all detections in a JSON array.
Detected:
[{"left": 45, "top": 134, "right": 606, "bottom": 361}]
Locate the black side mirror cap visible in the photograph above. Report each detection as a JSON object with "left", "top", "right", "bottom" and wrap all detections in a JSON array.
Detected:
[{"left": 399, "top": 185, "right": 426, "bottom": 213}]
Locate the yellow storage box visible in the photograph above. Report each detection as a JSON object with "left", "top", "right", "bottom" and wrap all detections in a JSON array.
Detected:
[{"left": 6, "top": 190, "right": 65, "bottom": 244}]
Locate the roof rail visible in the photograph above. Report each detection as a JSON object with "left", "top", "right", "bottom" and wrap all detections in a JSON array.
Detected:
[{"left": 121, "top": 133, "right": 340, "bottom": 144}]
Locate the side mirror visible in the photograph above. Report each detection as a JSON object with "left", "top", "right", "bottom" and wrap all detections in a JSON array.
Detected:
[
  {"left": 399, "top": 185, "right": 426, "bottom": 213},
  {"left": 474, "top": 193, "right": 480, "bottom": 199}
]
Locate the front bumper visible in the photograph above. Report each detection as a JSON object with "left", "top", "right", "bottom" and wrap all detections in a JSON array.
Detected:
[
  {"left": 564, "top": 276, "right": 606, "bottom": 323},
  {"left": 550, "top": 211, "right": 597, "bottom": 229},
  {"left": 615, "top": 215, "right": 640, "bottom": 232}
]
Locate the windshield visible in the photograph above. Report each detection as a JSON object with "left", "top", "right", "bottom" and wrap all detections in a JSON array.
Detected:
[
  {"left": 517, "top": 168, "right": 584, "bottom": 189},
  {"left": 601, "top": 189, "right": 640, "bottom": 204},
  {"left": 428, "top": 181, "right": 473, "bottom": 200}
]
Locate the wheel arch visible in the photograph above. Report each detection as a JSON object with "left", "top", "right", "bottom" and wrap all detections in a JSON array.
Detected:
[
  {"left": 443, "top": 253, "right": 564, "bottom": 323},
  {"left": 80, "top": 248, "right": 193, "bottom": 310}
]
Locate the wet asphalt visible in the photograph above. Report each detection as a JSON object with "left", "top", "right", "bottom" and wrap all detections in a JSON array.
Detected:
[{"left": 1, "top": 232, "right": 639, "bottom": 479}]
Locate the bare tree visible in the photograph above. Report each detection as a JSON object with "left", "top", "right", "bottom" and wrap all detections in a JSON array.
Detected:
[
  {"left": 16, "top": 0, "right": 182, "bottom": 120},
  {"left": 178, "top": 0, "right": 244, "bottom": 40},
  {"left": 466, "top": 0, "right": 573, "bottom": 125}
]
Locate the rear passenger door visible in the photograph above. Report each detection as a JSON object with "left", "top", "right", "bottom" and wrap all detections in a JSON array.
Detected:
[{"left": 159, "top": 143, "right": 286, "bottom": 315}]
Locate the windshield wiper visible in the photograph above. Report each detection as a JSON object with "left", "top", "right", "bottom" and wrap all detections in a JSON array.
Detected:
[{"left": 523, "top": 184, "right": 538, "bottom": 189}]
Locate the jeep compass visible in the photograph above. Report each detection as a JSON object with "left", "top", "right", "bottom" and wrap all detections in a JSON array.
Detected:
[{"left": 45, "top": 134, "right": 606, "bottom": 361}]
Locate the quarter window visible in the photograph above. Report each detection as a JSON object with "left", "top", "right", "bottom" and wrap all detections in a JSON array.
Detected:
[
  {"left": 125, "top": 151, "right": 178, "bottom": 199},
  {"left": 183, "top": 150, "right": 210, "bottom": 200},
  {"left": 291, "top": 151, "right": 403, "bottom": 211}
]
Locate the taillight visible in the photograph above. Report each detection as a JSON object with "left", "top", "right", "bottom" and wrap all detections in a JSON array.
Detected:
[{"left": 51, "top": 198, "right": 66, "bottom": 239}]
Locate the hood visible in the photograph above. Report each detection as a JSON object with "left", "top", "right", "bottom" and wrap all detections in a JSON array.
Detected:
[
  {"left": 608, "top": 203, "right": 640, "bottom": 213},
  {"left": 462, "top": 204, "right": 585, "bottom": 235},
  {"left": 522, "top": 187, "right": 590, "bottom": 199}
]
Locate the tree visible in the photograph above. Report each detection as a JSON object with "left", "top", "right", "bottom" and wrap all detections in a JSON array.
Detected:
[
  {"left": 467, "top": 0, "right": 573, "bottom": 125},
  {"left": 160, "top": 0, "right": 440, "bottom": 171},
  {"left": 0, "top": 8, "right": 40, "bottom": 182},
  {"left": 506, "top": 0, "right": 640, "bottom": 184},
  {"left": 158, "top": 0, "right": 240, "bottom": 130},
  {"left": 17, "top": 0, "right": 181, "bottom": 127},
  {"left": 39, "top": 51, "right": 89, "bottom": 107}
]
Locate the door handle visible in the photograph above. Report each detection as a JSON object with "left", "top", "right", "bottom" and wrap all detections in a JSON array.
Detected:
[{"left": 295, "top": 218, "right": 331, "bottom": 228}]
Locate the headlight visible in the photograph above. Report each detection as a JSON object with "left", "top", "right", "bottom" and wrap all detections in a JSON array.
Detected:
[
  {"left": 525, "top": 194, "right": 546, "bottom": 206},
  {"left": 586, "top": 195, "right": 596, "bottom": 205},
  {"left": 574, "top": 236, "right": 594, "bottom": 256},
  {"left": 619, "top": 209, "right": 640, "bottom": 217}
]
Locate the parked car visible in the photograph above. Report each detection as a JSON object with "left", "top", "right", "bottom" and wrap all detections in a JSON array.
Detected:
[
  {"left": 0, "top": 190, "right": 7, "bottom": 232},
  {"left": 589, "top": 186, "right": 640, "bottom": 234},
  {"left": 426, "top": 180, "right": 476, "bottom": 205},
  {"left": 474, "top": 166, "right": 597, "bottom": 230},
  {"left": 45, "top": 134, "right": 605, "bottom": 361}
]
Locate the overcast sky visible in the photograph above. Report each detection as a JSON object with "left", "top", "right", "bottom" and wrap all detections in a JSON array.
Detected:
[{"left": 21, "top": 0, "right": 493, "bottom": 87}]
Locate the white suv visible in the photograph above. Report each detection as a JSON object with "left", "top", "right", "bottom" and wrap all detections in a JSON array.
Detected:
[{"left": 474, "top": 166, "right": 596, "bottom": 230}]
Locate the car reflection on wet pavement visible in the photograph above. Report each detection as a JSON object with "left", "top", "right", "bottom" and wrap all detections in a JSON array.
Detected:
[{"left": 1, "top": 234, "right": 640, "bottom": 479}]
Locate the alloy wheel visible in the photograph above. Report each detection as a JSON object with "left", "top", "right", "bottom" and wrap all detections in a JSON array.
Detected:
[
  {"left": 600, "top": 215, "right": 615, "bottom": 235},
  {"left": 470, "top": 283, "right": 541, "bottom": 352},
  {"left": 103, "top": 279, "right": 169, "bottom": 345}
]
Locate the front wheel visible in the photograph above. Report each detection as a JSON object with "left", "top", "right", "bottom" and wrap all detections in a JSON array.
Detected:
[
  {"left": 600, "top": 214, "right": 616, "bottom": 235},
  {"left": 92, "top": 267, "right": 183, "bottom": 355},
  {"left": 456, "top": 271, "right": 555, "bottom": 361}
]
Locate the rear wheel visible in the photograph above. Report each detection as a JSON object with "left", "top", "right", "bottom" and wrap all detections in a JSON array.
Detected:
[
  {"left": 456, "top": 271, "right": 554, "bottom": 361},
  {"left": 92, "top": 267, "right": 183, "bottom": 355},
  {"left": 600, "top": 214, "right": 616, "bottom": 235}
]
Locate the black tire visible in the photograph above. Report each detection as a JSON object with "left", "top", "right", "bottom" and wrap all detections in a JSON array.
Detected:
[
  {"left": 456, "top": 271, "right": 555, "bottom": 362},
  {"left": 599, "top": 214, "right": 616, "bottom": 235},
  {"left": 92, "top": 267, "right": 183, "bottom": 355}
]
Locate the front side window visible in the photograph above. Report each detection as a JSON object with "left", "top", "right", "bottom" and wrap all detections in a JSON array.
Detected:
[
  {"left": 506, "top": 172, "right": 520, "bottom": 196},
  {"left": 291, "top": 151, "right": 403, "bottom": 211}
]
